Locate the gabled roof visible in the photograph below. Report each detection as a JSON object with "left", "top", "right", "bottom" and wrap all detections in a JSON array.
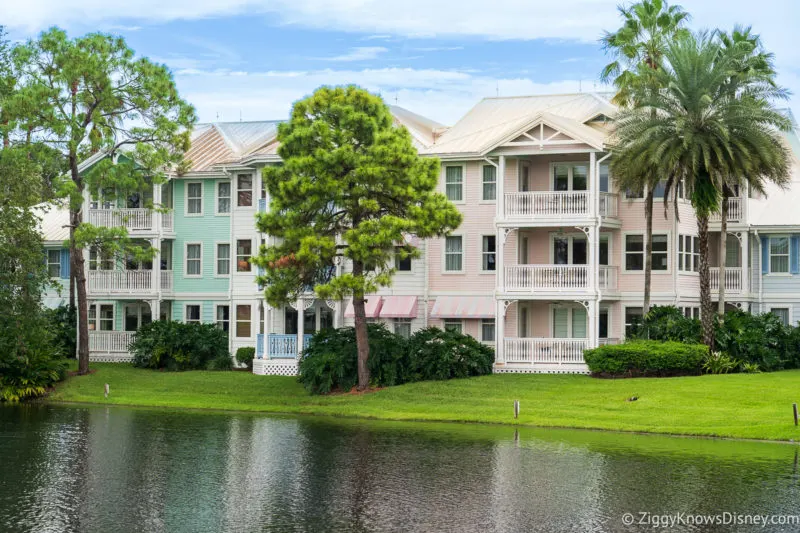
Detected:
[
  {"left": 420, "top": 92, "right": 615, "bottom": 156},
  {"left": 184, "top": 121, "right": 282, "bottom": 172},
  {"left": 390, "top": 105, "right": 447, "bottom": 149}
]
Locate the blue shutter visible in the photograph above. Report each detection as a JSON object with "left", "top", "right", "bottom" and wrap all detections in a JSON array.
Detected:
[
  {"left": 792, "top": 236, "right": 800, "bottom": 275},
  {"left": 60, "top": 249, "right": 70, "bottom": 279},
  {"left": 761, "top": 237, "right": 769, "bottom": 274}
]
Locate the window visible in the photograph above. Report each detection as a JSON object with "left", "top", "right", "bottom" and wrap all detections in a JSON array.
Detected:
[
  {"left": 482, "top": 165, "right": 496, "bottom": 201},
  {"left": 236, "top": 305, "right": 251, "bottom": 338},
  {"left": 217, "top": 181, "right": 231, "bottom": 214},
  {"left": 624, "top": 307, "right": 643, "bottom": 337},
  {"left": 236, "top": 239, "right": 252, "bottom": 272},
  {"left": 599, "top": 164, "right": 610, "bottom": 193},
  {"left": 395, "top": 247, "right": 412, "bottom": 271},
  {"left": 652, "top": 234, "right": 668, "bottom": 271},
  {"left": 284, "top": 308, "right": 298, "bottom": 335},
  {"left": 679, "top": 235, "right": 700, "bottom": 272},
  {"left": 47, "top": 250, "right": 61, "bottom": 278},
  {"left": 552, "top": 163, "right": 588, "bottom": 191},
  {"left": 519, "top": 307, "right": 528, "bottom": 337},
  {"left": 770, "top": 237, "right": 790, "bottom": 273},
  {"left": 552, "top": 308, "right": 586, "bottom": 338},
  {"left": 681, "top": 307, "right": 700, "bottom": 320},
  {"left": 185, "top": 304, "right": 201, "bottom": 324},
  {"left": 443, "top": 320, "right": 462, "bottom": 334},
  {"left": 185, "top": 243, "right": 202, "bottom": 277},
  {"left": 445, "top": 166, "right": 463, "bottom": 202},
  {"left": 187, "top": 182, "right": 203, "bottom": 215},
  {"left": 625, "top": 234, "right": 667, "bottom": 271},
  {"left": 599, "top": 309, "right": 609, "bottom": 339},
  {"left": 88, "top": 304, "right": 114, "bottom": 331},
  {"left": 89, "top": 247, "right": 114, "bottom": 271},
  {"left": 394, "top": 318, "right": 412, "bottom": 339},
  {"left": 482, "top": 235, "right": 496, "bottom": 271},
  {"left": 216, "top": 243, "right": 230, "bottom": 276},
  {"left": 216, "top": 305, "right": 230, "bottom": 332},
  {"left": 519, "top": 161, "right": 530, "bottom": 192},
  {"left": 652, "top": 180, "right": 667, "bottom": 199},
  {"left": 237, "top": 174, "right": 253, "bottom": 207},
  {"left": 444, "top": 236, "right": 463, "bottom": 272},
  {"left": 770, "top": 307, "right": 790, "bottom": 326},
  {"left": 481, "top": 319, "right": 495, "bottom": 343},
  {"left": 624, "top": 187, "right": 644, "bottom": 199}
]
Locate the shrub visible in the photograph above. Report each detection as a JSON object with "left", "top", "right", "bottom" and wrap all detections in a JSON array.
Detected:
[
  {"left": 43, "top": 305, "right": 77, "bottom": 358},
  {"left": 584, "top": 341, "right": 707, "bottom": 377},
  {"left": 406, "top": 327, "right": 494, "bottom": 381},
  {"left": 702, "top": 351, "right": 738, "bottom": 374},
  {"left": 715, "top": 309, "right": 790, "bottom": 371},
  {"left": 628, "top": 306, "right": 702, "bottom": 343},
  {"left": 130, "top": 320, "right": 230, "bottom": 371},
  {"left": 207, "top": 353, "right": 234, "bottom": 371},
  {"left": 740, "top": 362, "right": 761, "bottom": 374},
  {"left": 235, "top": 347, "right": 256, "bottom": 370},
  {"left": 298, "top": 324, "right": 408, "bottom": 394}
]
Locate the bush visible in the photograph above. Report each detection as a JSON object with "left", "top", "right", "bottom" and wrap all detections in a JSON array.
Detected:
[
  {"left": 702, "top": 351, "right": 738, "bottom": 374},
  {"left": 43, "top": 305, "right": 77, "bottom": 358},
  {"left": 406, "top": 327, "right": 494, "bottom": 381},
  {"left": 207, "top": 353, "right": 234, "bottom": 371},
  {"left": 298, "top": 324, "right": 408, "bottom": 394},
  {"left": 584, "top": 341, "right": 707, "bottom": 377},
  {"left": 715, "top": 309, "right": 791, "bottom": 371},
  {"left": 628, "top": 306, "right": 702, "bottom": 343},
  {"left": 235, "top": 347, "right": 256, "bottom": 370},
  {"left": 130, "top": 320, "right": 230, "bottom": 371}
]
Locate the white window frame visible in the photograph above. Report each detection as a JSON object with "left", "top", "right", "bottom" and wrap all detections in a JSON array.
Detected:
[
  {"left": 237, "top": 174, "right": 254, "bottom": 207},
  {"left": 184, "top": 242, "right": 203, "bottom": 278},
  {"left": 481, "top": 318, "right": 495, "bottom": 343},
  {"left": 518, "top": 160, "right": 531, "bottom": 192},
  {"left": 236, "top": 238, "right": 253, "bottom": 273},
  {"left": 47, "top": 249, "right": 61, "bottom": 278},
  {"left": 88, "top": 302, "right": 116, "bottom": 331},
  {"left": 598, "top": 307, "right": 611, "bottom": 341},
  {"left": 235, "top": 304, "right": 252, "bottom": 338},
  {"left": 549, "top": 233, "right": 588, "bottom": 265},
  {"left": 681, "top": 306, "right": 701, "bottom": 320},
  {"left": 480, "top": 234, "right": 496, "bottom": 273},
  {"left": 768, "top": 235, "right": 790, "bottom": 275},
  {"left": 185, "top": 181, "right": 203, "bottom": 216},
  {"left": 624, "top": 306, "right": 643, "bottom": 338},
  {"left": 623, "top": 232, "right": 670, "bottom": 273},
  {"left": 394, "top": 247, "right": 412, "bottom": 273},
  {"left": 678, "top": 234, "right": 700, "bottom": 273},
  {"left": 443, "top": 319, "right": 463, "bottom": 334},
  {"left": 550, "top": 161, "right": 590, "bottom": 192},
  {"left": 215, "top": 180, "right": 231, "bottom": 215},
  {"left": 184, "top": 303, "right": 202, "bottom": 324},
  {"left": 480, "top": 162, "right": 497, "bottom": 202},
  {"left": 393, "top": 318, "right": 412, "bottom": 339},
  {"left": 549, "top": 304, "right": 587, "bottom": 339},
  {"left": 442, "top": 234, "right": 464, "bottom": 274},
  {"left": 443, "top": 163, "right": 466, "bottom": 204},
  {"left": 215, "top": 304, "right": 230, "bottom": 333},
  {"left": 766, "top": 306, "right": 791, "bottom": 326},
  {"left": 215, "top": 242, "right": 230, "bottom": 277}
]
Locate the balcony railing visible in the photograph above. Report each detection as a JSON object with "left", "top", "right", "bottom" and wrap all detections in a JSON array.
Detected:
[
  {"left": 88, "top": 269, "right": 172, "bottom": 293},
  {"left": 504, "top": 338, "right": 587, "bottom": 365},
  {"left": 87, "top": 208, "right": 174, "bottom": 232},
  {"left": 709, "top": 267, "right": 743, "bottom": 293},
  {"left": 599, "top": 192, "right": 619, "bottom": 218},
  {"left": 257, "top": 333, "right": 315, "bottom": 359},
  {"left": 505, "top": 265, "right": 588, "bottom": 291},
  {"left": 710, "top": 197, "right": 743, "bottom": 223},
  {"left": 598, "top": 266, "right": 618, "bottom": 291},
  {"left": 89, "top": 331, "right": 134, "bottom": 353},
  {"left": 504, "top": 191, "right": 588, "bottom": 219},
  {"left": 160, "top": 270, "right": 173, "bottom": 292}
]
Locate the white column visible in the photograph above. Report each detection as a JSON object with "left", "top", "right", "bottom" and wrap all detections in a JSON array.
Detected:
[
  {"left": 296, "top": 297, "right": 304, "bottom": 358},
  {"left": 497, "top": 228, "right": 505, "bottom": 293},
  {"left": 742, "top": 232, "right": 750, "bottom": 295},
  {"left": 495, "top": 299, "right": 505, "bottom": 364},
  {"left": 588, "top": 226, "right": 597, "bottom": 294},
  {"left": 589, "top": 151, "right": 597, "bottom": 218},
  {"left": 153, "top": 182, "right": 162, "bottom": 232},
  {"left": 333, "top": 301, "right": 341, "bottom": 329},
  {"left": 587, "top": 300, "right": 597, "bottom": 349},
  {"left": 497, "top": 156, "right": 506, "bottom": 221},
  {"left": 151, "top": 238, "right": 160, "bottom": 294},
  {"left": 150, "top": 299, "right": 161, "bottom": 323}
]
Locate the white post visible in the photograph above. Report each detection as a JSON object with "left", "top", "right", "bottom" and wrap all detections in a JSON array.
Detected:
[
  {"left": 296, "top": 297, "right": 304, "bottom": 358},
  {"left": 151, "top": 238, "right": 160, "bottom": 294},
  {"left": 742, "top": 232, "right": 750, "bottom": 295},
  {"left": 589, "top": 151, "right": 597, "bottom": 218},
  {"left": 495, "top": 299, "right": 505, "bottom": 365},
  {"left": 587, "top": 299, "right": 597, "bottom": 349},
  {"left": 588, "top": 226, "right": 597, "bottom": 294},
  {"left": 497, "top": 155, "right": 506, "bottom": 221},
  {"left": 150, "top": 299, "right": 161, "bottom": 324},
  {"left": 153, "top": 181, "right": 162, "bottom": 232}
]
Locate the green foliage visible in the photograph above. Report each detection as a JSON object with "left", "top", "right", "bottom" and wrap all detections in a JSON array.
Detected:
[
  {"left": 703, "top": 352, "right": 738, "bottom": 375},
  {"left": 584, "top": 341, "right": 707, "bottom": 377},
  {"left": 628, "top": 305, "right": 702, "bottom": 343},
  {"left": 406, "top": 327, "right": 494, "bottom": 381},
  {"left": 207, "top": 353, "right": 234, "bottom": 371},
  {"left": 740, "top": 362, "right": 762, "bottom": 374},
  {"left": 715, "top": 309, "right": 791, "bottom": 371},
  {"left": 130, "top": 321, "right": 230, "bottom": 371},
  {"left": 298, "top": 324, "right": 408, "bottom": 394},
  {"left": 43, "top": 305, "right": 77, "bottom": 359},
  {"left": 235, "top": 347, "right": 256, "bottom": 370}
]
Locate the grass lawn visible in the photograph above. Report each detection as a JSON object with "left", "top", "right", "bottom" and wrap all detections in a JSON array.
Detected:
[{"left": 49, "top": 362, "right": 800, "bottom": 442}]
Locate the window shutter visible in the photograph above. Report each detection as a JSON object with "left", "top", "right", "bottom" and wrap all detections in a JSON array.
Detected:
[
  {"left": 571, "top": 308, "right": 587, "bottom": 338},
  {"left": 792, "top": 236, "right": 800, "bottom": 275},
  {"left": 60, "top": 249, "right": 71, "bottom": 279},
  {"left": 761, "top": 236, "right": 769, "bottom": 274}
]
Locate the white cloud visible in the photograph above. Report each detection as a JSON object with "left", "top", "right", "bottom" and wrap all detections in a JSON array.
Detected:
[{"left": 312, "top": 46, "right": 388, "bottom": 62}]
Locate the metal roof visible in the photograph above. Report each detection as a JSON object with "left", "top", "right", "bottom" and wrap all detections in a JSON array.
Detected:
[{"left": 34, "top": 202, "right": 70, "bottom": 243}]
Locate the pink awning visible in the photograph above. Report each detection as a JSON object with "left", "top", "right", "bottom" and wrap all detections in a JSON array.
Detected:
[
  {"left": 379, "top": 296, "right": 418, "bottom": 318},
  {"left": 430, "top": 296, "right": 494, "bottom": 319},
  {"left": 345, "top": 296, "right": 383, "bottom": 318}
]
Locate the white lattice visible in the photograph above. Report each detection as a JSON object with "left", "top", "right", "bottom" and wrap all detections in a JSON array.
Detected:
[
  {"left": 253, "top": 359, "right": 298, "bottom": 376},
  {"left": 89, "top": 354, "right": 134, "bottom": 363},
  {"left": 493, "top": 365, "right": 589, "bottom": 375}
]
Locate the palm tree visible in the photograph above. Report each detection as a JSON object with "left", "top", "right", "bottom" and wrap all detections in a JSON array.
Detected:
[
  {"left": 610, "top": 32, "right": 791, "bottom": 348},
  {"left": 601, "top": 0, "right": 690, "bottom": 317},
  {"left": 714, "top": 26, "right": 783, "bottom": 314}
]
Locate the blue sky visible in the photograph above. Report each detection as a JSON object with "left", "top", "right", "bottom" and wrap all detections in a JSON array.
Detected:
[{"left": 4, "top": 0, "right": 799, "bottom": 125}]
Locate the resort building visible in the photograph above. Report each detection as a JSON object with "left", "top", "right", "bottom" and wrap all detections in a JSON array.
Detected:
[{"left": 38, "top": 92, "right": 800, "bottom": 374}]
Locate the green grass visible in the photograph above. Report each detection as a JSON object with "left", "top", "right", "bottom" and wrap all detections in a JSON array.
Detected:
[{"left": 49, "top": 362, "right": 800, "bottom": 441}]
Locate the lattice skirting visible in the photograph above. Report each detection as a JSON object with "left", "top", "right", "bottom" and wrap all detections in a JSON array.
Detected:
[
  {"left": 253, "top": 359, "right": 299, "bottom": 376},
  {"left": 493, "top": 364, "right": 590, "bottom": 375},
  {"left": 89, "top": 353, "right": 134, "bottom": 363}
]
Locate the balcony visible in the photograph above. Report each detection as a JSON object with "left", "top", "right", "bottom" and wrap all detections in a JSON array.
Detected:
[
  {"left": 502, "top": 191, "right": 619, "bottom": 222},
  {"left": 505, "top": 265, "right": 588, "bottom": 292},
  {"left": 709, "top": 197, "right": 743, "bottom": 223},
  {"left": 504, "top": 338, "right": 587, "bottom": 365},
  {"left": 256, "top": 333, "right": 314, "bottom": 359},
  {"left": 709, "top": 267, "right": 743, "bottom": 293},
  {"left": 87, "top": 208, "right": 174, "bottom": 233},
  {"left": 89, "top": 331, "right": 134, "bottom": 353},
  {"left": 598, "top": 266, "right": 618, "bottom": 291},
  {"left": 599, "top": 192, "right": 618, "bottom": 218},
  {"left": 88, "top": 270, "right": 173, "bottom": 294}
]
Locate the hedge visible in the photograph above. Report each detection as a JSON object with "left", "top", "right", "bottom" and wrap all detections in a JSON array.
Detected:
[{"left": 583, "top": 340, "right": 708, "bottom": 377}]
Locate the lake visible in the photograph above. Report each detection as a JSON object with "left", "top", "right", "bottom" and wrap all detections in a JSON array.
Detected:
[{"left": 1, "top": 404, "right": 799, "bottom": 532}]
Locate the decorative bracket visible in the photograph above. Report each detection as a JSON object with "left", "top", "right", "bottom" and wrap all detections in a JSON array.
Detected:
[
  {"left": 502, "top": 227, "right": 517, "bottom": 244},
  {"left": 573, "top": 300, "right": 591, "bottom": 312},
  {"left": 502, "top": 300, "right": 515, "bottom": 317},
  {"left": 574, "top": 226, "right": 591, "bottom": 238},
  {"left": 726, "top": 231, "right": 743, "bottom": 246},
  {"left": 324, "top": 299, "right": 337, "bottom": 310}
]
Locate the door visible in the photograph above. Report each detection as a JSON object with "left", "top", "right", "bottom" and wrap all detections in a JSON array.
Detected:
[
  {"left": 519, "top": 161, "right": 531, "bottom": 192},
  {"left": 552, "top": 235, "right": 587, "bottom": 265},
  {"left": 124, "top": 303, "right": 152, "bottom": 332}
]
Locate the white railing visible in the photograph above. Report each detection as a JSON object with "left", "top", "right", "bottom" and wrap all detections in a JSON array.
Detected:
[
  {"left": 88, "top": 270, "right": 153, "bottom": 293},
  {"left": 599, "top": 338, "right": 621, "bottom": 346},
  {"left": 88, "top": 208, "right": 175, "bottom": 232},
  {"left": 504, "top": 338, "right": 587, "bottom": 364},
  {"left": 505, "top": 265, "right": 588, "bottom": 291},
  {"left": 160, "top": 270, "right": 173, "bottom": 291},
  {"left": 710, "top": 197, "right": 742, "bottom": 222},
  {"left": 598, "top": 266, "right": 618, "bottom": 291},
  {"left": 161, "top": 211, "right": 174, "bottom": 231},
  {"left": 709, "top": 267, "right": 743, "bottom": 293},
  {"left": 599, "top": 192, "right": 619, "bottom": 218},
  {"left": 89, "top": 331, "right": 134, "bottom": 353},
  {"left": 266, "top": 334, "right": 314, "bottom": 359},
  {"left": 504, "top": 191, "right": 588, "bottom": 219}
]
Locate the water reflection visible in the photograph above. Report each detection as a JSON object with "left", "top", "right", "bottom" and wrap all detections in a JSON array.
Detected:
[{"left": 1, "top": 405, "right": 798, "bottom": 532}]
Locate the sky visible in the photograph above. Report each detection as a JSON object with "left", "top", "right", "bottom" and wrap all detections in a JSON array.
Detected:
[{"left": 2, "top": 0, "right": 799, "bottom": 126}]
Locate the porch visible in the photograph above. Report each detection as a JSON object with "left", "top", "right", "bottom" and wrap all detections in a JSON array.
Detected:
[
  {"left": 707, "top": 232, "right": 748, "bottom": 295},
  {"left": 86, "top": 300, "right": 171, "bottom": 362},
  {"left": 87, "top": 208, "right": 174, "bottom": 233},
  {"left": 87, "top": 269, "right": 173, "bottom": 294}
]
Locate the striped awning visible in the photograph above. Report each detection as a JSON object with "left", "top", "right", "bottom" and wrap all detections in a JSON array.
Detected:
[
  {"left": 430, "top": 296, "right": 494, "bottom": 319},
  {"left": 344, "top": 296, "right": 383, "bottom": 318},
  {"left": 379, "top": 296, "right": 418, "bottom": 318}
]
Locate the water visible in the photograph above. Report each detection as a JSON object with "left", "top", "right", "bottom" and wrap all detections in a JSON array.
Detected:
[{"left": 1, "top": 405, "right": 799, "bottom": 533}]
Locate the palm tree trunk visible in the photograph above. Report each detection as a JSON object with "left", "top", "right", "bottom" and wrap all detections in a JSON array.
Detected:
[
  {"left": 697, "top": 213, "right": 715, "bottom": 349},
  {"left": 643, "top": 188, "right": 654, "bottom": 317},
  {"left": 718, "top": 191, "right": 728, "bottom": 315},
  {"left": 351, "top": 260, "right": 370, "bottom": 391}
]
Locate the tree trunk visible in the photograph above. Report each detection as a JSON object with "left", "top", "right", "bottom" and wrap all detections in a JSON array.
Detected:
[
  {"left": 351, "top": 260, "right": 370, "bottom": 391},
  {"left": 697, "top": 213, "right": 715, "bottom": 349},
  {"left": 643, "top": 188, "right": 654, "bottom": 317},
  {"left": 718, "top": 191, "right": 728, "bottom": 316},
  {"left": 69, "top": 270, "right": 75, "bottom": 310},
  {"left": 69, "top": 155, "right": 90, "bottom": 374}
]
